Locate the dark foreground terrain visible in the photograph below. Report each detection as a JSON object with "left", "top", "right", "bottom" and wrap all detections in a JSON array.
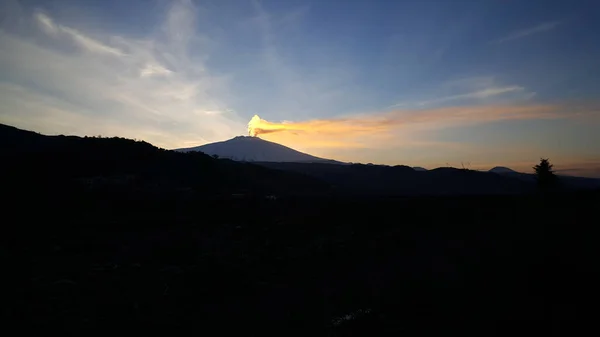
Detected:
[
  {"left": 7, "top": 190, "right": 599, "bottom": 336},
  {"left": 3, "top": 123, "right": 598, "bottom": 336}
]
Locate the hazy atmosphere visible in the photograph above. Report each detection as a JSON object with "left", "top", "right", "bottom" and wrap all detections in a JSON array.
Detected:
[{"left": 1, "top": 0, "right": 599, "bottom": 176}]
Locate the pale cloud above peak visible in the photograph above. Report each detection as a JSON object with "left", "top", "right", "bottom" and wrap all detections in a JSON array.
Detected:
[
  {"left": 442, "top": 76, "right": 497, "bottom": 91},
  {"left": 390, "top": 76, "right": 534, "bottom": 108},
  {"left": 417, "top": 86, "right": 526, "bottom": 106},
  {"left": 34, "top": 12, "right": 58, "bottom": 36},
  {"left": 493, "top": 21, "right": 561, "bottom": 44},
  {"left": 140, "top": 63, "right": 172, "bottom": 78},
  {"left": 61, "top": 26, "right": 124, "bottom": 56},
  {"left": 34, "top": 10, "right": 124, "bottom": 56},
  {"left": 467, "top": 86, "right": 525, "bottom": 98},
  {"left": 202, "top": 110, "right": 225, "bottom": 115}
]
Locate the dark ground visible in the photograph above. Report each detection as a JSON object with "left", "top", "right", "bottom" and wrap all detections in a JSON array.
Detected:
[
  {"left": 2, "top": 124, "right": 597, "bottom": 336},
  {"left": 6, "top": 190, "right": 598, "bottom": 336}
]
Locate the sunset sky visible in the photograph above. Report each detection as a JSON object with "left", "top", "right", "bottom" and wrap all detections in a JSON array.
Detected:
[{"left": 1, "top": 0, "right": 599, "bottom": 176}]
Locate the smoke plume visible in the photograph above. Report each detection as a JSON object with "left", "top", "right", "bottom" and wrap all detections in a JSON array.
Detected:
[{"left": 247, "top": 104, "right": 563, "bottom": 140}]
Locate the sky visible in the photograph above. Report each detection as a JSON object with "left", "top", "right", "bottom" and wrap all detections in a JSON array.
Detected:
[{"left": 1, "top": 0, "right": 599, "bottom": 176}]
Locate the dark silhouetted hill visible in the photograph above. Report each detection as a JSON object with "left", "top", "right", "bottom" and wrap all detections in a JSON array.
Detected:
[
  {"left": 489, "top": 166, "right": 518, "bottom": 174},
  {"left": 257, "top": 162, "right": 535, "bottom": 196},
  {"left": 181, "top": 136, "right": 600, "bottom": 195},
  {"left": 3, "top": 123, "right": 598, "bottom": 199},
  {"left": 0, "top": 123, "right": 330, "bottom": 197}
]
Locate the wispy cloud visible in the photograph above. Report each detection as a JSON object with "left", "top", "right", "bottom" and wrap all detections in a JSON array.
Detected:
[
  {"left": 390, "top": 76, "right": 535, "bottom": 108},
  {"left": 0, "top": 1, "right": 244, "bottom": 148},
  {"left": 34, "top": 11, "right": 124, "bottom": 56},
  {"left": 417, "top": 86, "right": 526, "bottom": 105},
  {"left": 140, "top": 63, "right": 173, "bottom": 78},
  {"left": 493, "top": 21, "right": 560, "bottom": 44}
]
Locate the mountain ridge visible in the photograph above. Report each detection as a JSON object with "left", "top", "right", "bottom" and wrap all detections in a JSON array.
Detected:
[
  {"left": 0, "top": 123, "right": 331, "bottom": 196},
  {"left": 3, "top": 122, "right": 600, "bottom": 195},
  {"left": 489, "top": 166, "right": 518, "bottom": 174}
]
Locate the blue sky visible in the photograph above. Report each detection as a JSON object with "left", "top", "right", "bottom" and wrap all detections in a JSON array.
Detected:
[{"left": 1, "top": 0, "right": 599, "bottom": 176}]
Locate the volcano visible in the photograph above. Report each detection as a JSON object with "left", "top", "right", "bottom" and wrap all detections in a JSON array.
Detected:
[
  {"left": 488, "top": 166, "right": 518, "bottom": 174},
  {"left": 175, "top": 136, "right": 340, "bottom": 163}
]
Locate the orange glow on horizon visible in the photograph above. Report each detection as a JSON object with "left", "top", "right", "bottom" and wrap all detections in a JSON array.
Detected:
[{"left": 246, "top": 104, "right": 563, "bottom": 148}]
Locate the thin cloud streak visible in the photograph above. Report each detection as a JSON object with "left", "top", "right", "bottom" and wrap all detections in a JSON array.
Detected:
[
  {"left": 0, "top": 1, "right": 244, "bottom": 149},
  {"left": 389, "top": 77, "right": 535, "bottom": 109},
  {"left": 140, "top": 63, "right": 173, "bottom": 78},
  {"left": 417, "top": 86, "right": 526, "bottom": 106},
  {"left": 493, "top": 21, "right": 560, "bottom": 44},
  {"left": 34, "top": 11, "right": 124, "bottom": 56}
]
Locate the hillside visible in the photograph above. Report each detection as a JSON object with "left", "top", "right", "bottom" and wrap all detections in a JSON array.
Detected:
[
  {"left": 0, "top": 123, "right": 330, "bottom": 197},
  {"left": 258, "top": 162, "right": 535, "bottom": 196},
  {"left": 4, "top": 123, "right": 599, "bottom": 198},
  {"left": 177, "top": 135, "right": 600, "bottom": 194},
  {"left": 489, "top": 166, "right": 518, "bottom": 174}
]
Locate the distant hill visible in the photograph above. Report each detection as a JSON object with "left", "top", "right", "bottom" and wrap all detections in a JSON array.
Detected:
[
  {"left": 257, "top": 162, "right": 600, "bottom": 195},
  {"left": 413, "top": 167, "right": 428, "bottom": 171},
  {"left": 256, "top": 162, "right": 535, "bottom": 196},
  {"left": 176, "top": 136, "right": 341, "bottom": 163},
  {"left": 488, "top": 164, "right": 600, "bottom": 190},
  {"left": 0, "top": 123, "right": 330, "bottom": 197},
  {"left": 3, "top": 123, "right": 599, "bottom": 197},
  {"left": 489, "top": 166, "right": 518, "bottom": 174}
]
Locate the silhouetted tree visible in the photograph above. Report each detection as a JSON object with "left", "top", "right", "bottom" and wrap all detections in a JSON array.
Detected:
[
  {"left": 533, "top": 158, "right": 556, "bottom": 190},
  {"left": 212, "top": 154, "right": 219, "bottom": 159}
]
